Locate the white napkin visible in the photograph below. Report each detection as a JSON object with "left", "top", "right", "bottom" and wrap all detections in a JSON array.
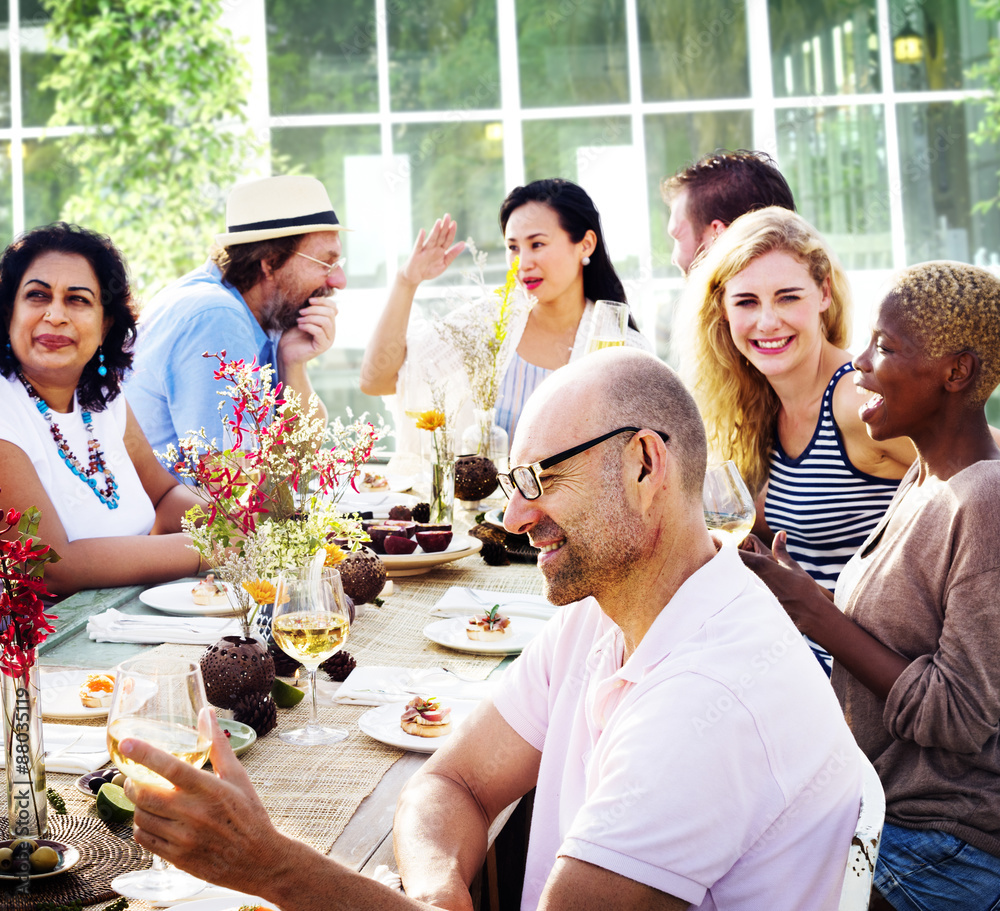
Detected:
[
  {"left": 332, "top": 665, "right": 498, "bottom": 706},
  {"left": 87, "top": 608, "right": 240, "bottom": 645},
  {"left": 0, "top": 723, "right": 109, "bottom": 775},
  {"left": 430, "top": 586, "right": 556, "bottom": 621}
]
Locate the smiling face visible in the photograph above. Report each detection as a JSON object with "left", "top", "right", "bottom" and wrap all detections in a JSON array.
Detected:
[
  {"left": 667, "top": 188, "right": 715, "bottom": 275},
  {"left": 722, "top": 248, "right": 831, "bottom": 381},
  {"left": 853, "top": 295, "right": 946, "bottom": 443},
  {"left": 263, "top": 230, "right": 345, "bottom": 332},
  {"left": 504, "top": 201, "right": 590, "bottom": 310},
  {"left": 7, "top": 251, "right": 108, "bottom": 387}
]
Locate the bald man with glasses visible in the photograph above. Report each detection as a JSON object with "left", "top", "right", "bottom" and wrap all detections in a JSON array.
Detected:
[{"left": 118, "top": 348, "right": 862, "bottom": 911}]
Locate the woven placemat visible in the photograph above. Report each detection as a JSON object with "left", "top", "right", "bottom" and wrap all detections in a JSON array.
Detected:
[{"left": 0, "top": 814, "right": 146, "bottom": 908}]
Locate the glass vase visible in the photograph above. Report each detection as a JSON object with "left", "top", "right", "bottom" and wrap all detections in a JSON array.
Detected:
[
  {"left": 2, "top": 664, "right": 46, "bottom": 839},
  {"left": 429, "top": 429, "right": 456, "bottom": 524},
  {"left": 461, "top": 407, "right": 509, "bottom": 472}
]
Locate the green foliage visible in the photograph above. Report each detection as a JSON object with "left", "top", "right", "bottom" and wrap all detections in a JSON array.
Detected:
[
  {"left": 969, "top": 0, "right": 1000, "bottom": 213},
  {"left": 39, "top": 0, "right": 255, "bottom": 298}
]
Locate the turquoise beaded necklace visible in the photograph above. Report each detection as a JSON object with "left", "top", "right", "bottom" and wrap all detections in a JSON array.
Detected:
[{"left": 16, "top": 371, "right": 119, "bottom": 510}]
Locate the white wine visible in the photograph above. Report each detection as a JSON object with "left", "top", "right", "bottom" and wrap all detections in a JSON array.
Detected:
[
  {"left": 704, "top": 511, "right": 754, "bottom": 546},
  {"left": 586, "top": 337, "right": 626, "bottom": 354},
  {"left": 272, "top": 611, "right": 349, "bottom": 668},
  {"left": 107, "top": 717, "right": 211, "bottom": 787}
]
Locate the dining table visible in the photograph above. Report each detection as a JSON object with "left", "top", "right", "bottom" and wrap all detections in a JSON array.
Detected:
[{"left": 7, "top": 509, "right": 546, "bottom": 911}]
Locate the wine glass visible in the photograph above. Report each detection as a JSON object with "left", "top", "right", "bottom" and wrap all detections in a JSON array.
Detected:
[
  {"left": 271, "top": 567, "right": 352, "bottom": 745},
  {"left": 585, "top": 300, "right": 629, "bottom": 354},
  {"left": 703, "top": 460, "right": 756, "bottom": 547},
  {"left": 105, "top": 656, "right": 212, "bottom": 901}
]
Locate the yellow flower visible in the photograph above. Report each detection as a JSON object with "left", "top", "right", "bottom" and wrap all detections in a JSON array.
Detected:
[
  {"left": 415, "top": 409, "right": 446, "bottom": 432},
  {"left": 242, "top": 578, "right": 278, "bottom": 605},
  {"left": 324, "top": 545, "right": 345, "bottom": 567}
]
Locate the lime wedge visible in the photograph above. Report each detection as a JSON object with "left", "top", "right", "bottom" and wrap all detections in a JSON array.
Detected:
[
  {"left": 96, "top": 782, "right": 135, "bottom": 825},
  {"left": 271, "top": 677, "right": 305, "bottom": 708}
]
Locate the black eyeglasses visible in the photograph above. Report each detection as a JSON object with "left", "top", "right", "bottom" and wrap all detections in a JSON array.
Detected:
[{"left": 498, "top": 426, "right": 669, "bottom": 501}]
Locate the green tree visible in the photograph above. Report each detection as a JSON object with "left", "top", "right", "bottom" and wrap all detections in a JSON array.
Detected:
[
  {"left": 969, "top": 0, "right": 1000, "bottom": 213},
  {"left": 40, "top": 0, "right": 254, "bottom": 298}
]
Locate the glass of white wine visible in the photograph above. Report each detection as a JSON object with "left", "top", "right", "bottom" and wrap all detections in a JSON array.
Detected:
[
  {"left": 105, "top": 656, "right": 212, "bottom": 901},
  {"left": 272, "top": 567, "right": 352, "bottom": 746},
  {"left": 584, "top": 299, "right": 629, "bottom": 354},
  {"left": 703, "top": 460, "right": 756, "bottom": 547}
]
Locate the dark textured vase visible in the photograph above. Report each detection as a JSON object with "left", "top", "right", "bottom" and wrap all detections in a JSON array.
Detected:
[{"left": 200, "top": 636, "right": 275, "bottom": 710}]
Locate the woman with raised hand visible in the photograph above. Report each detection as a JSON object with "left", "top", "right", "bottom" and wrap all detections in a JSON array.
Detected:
[
  {"left": 361, "top": 178, "right": 649, "bottom": 462},
  {"left": 0, "top": 223, "right": 203, "bottom": 596},
  {"left": 743, "top": 261, "right": 1000, "bottom": 911},
  {"left": 677, "top": 206, "right": 914, "bottom": 673}
]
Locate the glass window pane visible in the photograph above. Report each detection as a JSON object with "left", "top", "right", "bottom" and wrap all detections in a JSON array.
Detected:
[
  {"left": 266, "top": 0, "right": 377, "bottom": 115},
  {"left": 523, "top": 116, "right": 642, "bottom": 280},
  {"left": 769, "top": 0, "right": 880, "bottom": 97},
  {"left": 776, "top": 105, "right": 891, "bottom": 270},
  {"left": 392, "top": 120, "right": 506, "bottom": 278},
  {"left": 643, "top": 110, "right": 755, "bottom": 279},
  {"left": 638, "top": 0, "right": 749, "bottom": 101},
  {"left": 272, "top": 125, "right": 383, "bottom": 289},
  {"left": 0, "top": 141, "right": 12, "bottom": 238},
  {"left": 897, "top": 101, "right": 1000, "bottom": 266},
  {"left": 518, "top": 0, "right": 628, "bottom": 107},
  {"left": 23, "top": 138, "right": 79, "bottom": 230},
  {"left": 890, "top": 0, "right": 997, "bottom": 92},
  {"left": 0, "top": 0, "right": 10, "bottom": 129},
  {"left": 388, "top": 2, "right": 499, "bottom": 112},
  {"left": 20, "top": 0, "right": 59, "bottom": 127}
]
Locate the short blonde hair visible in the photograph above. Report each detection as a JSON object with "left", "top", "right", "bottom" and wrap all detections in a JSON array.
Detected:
[
  {"left": 675, "top": 207, "right": 851, "bottom": 495},
  {"left": 885, "top": 261, "right": 1000, "bottom": 404}
]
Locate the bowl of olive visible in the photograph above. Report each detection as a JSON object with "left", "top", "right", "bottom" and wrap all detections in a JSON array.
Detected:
[{"left": 0, "top": 837, "right": 80, "bottom": 879}]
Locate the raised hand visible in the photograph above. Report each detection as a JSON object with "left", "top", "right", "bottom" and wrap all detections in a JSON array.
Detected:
[{"left": 399, "top": 214, "right": 466, "bottom": 286}]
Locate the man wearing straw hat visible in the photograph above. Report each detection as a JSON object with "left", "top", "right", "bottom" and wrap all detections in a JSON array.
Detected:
[{"left": 125, "top": 175, "right": 347, "bottom": 454}]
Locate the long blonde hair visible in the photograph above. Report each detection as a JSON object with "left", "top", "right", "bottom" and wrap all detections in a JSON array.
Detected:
[{"left": 676, "top": 207, "right": 851, "bottom": 495}]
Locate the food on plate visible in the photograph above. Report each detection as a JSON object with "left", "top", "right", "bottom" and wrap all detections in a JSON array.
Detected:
[
  {"left": 381, "top": 519, "right": 416, "bottom": 537},
  {"left": 466, "top": 605, "right": 511, "bottom": 641},
  {"left": 361, "top": 471, "right": 389, "bottom": 491},
  {"left": 384, "top": 534, "right": 418, "bottom": 555},
  {"left": 29, "top": 845, "right": 60, "bottom": 873},
  {"left": 400, "top": 696, "right": 452, "bottom": 738},
  {"left": 415, "top": 529, "right": 453, "bottom": 552},
  {"left": 191, "top": 573, "right": 228, "bottom": 606},
  {"left": 87, "top": 768, "right": 120, "bottom": 794},
  {"left": 79, "top": 672, "right": 116, "bottom": 708},
  {"left": 0, "top": 848, "right": 11, "bottom": 870},
  {"left": 238, "top": 905, "right": 280, "bottom": 911},
  {"left": 96, "top": 782, "right": 135, "bottom": 825}
]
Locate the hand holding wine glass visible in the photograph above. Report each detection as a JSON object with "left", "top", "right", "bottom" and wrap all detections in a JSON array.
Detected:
[
  {"left": 105, "top": 656, "right": 212, "bottom": 901},
  {"left": 271, "top": 567, "right": 352, "bottom": 746},
  {"left": 703, "top": 460, "right": 756, "bottom": 546}
]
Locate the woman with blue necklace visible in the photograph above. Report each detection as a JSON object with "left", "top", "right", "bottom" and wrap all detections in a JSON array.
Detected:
[{"left": 0, "top": 223, "right": 204, "bottom": 596}]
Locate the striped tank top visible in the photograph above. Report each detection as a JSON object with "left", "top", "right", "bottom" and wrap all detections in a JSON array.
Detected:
[{"left": 496, "top": 352, "right": 552, "bottom": 442}]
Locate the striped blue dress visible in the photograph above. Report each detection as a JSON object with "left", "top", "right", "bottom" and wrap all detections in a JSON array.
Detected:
[
  {"left": 495, "top": 352, "right": 553, "bottom": 442},
  {"left": 765, "top": 362, "right": 901, "bottom": 674}
]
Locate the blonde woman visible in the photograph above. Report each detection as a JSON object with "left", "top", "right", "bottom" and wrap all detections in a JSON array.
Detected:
[{"left": 677, "top": 207, "right": 914, "bottom": 672}]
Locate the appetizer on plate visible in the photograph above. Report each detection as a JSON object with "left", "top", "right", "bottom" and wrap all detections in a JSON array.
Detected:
[
  {"left": 361, "top": 471, "right": 389, "bottom": 491},
  {"left": 466, "top": 605, "right": 511, "bottom": 641},
  {"left": 400, "top": 696, "right": 451, "bottom": 738},
  {"left": 78, "top": 672, "right": 115, "bottom": 708},
  {"left": 191, "top": 573, "right": 228, "bottom": 606}
]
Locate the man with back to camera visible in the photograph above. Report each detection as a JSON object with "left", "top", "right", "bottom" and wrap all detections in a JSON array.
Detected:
[
  {"left": 125, "top": 175, "right": 346, "bottom": 454},
  {"left": 663, "top": 149, "right": 796, "bottom": 275},
  {"left": 117, "top": 348, "right": 862, "bottom": 910}
]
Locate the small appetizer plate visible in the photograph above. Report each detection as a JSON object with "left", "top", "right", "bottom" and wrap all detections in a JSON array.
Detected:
[
  {"left": 358, "top": 700, "right": 476, "bottom": 753},
  {"left": 216, "top": 718, "right": 257, "bottom": 758},
  {"left": 381, "top": 535, "right": 483, "bottom": 577},
  {"left": 422, "top": 616, "right": 547, "bottom": 655},
  {"left": 164, "top": 897, "right": 272, "bottom": 911},
  {"left": 77, "top": 767, "right": 119, "bottom": 798},
  {"left": 0, "top": 838, "right": 81, "bottom": 880},
  {"left": 139, "top": 581, "right": 240, "bottom": 617},
  {"left": 40, "top": 668, "right": 112, "bottom": 721}
]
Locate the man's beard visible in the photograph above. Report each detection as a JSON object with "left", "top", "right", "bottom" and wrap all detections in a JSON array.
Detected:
[{"left": 261, "top": 286, "right": 330, "bottom": 333}]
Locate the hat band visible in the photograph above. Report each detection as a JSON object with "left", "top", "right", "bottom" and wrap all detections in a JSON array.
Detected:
[{"left": 227, "top": 209, "right": 341, "bottom": 233}]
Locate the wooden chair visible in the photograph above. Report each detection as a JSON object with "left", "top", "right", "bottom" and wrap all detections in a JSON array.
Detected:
[{"left": 839, "top": 752, "right": 886, "bottom": 911}]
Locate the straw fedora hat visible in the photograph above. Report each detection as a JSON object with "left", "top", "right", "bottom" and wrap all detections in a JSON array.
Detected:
[{"left": 214, "top": 175, "right": 350, "bottom": 247}]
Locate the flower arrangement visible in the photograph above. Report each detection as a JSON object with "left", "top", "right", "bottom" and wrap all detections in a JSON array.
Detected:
[
  {"left": 413, "top": 407, "right": 454, "bottom": 523},
  {"left": 0, "top": 502, "right": 58, "bottom": 679},
  {"left": 163, "top": 353, "right": 383, "bottom": 637}
]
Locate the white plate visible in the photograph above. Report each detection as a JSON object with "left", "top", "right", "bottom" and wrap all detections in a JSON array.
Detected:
[
  {"left": 483, "top": 507, "right": 506, "bottom": 529},
  {"left": 337, "top": 490, "right": 420, "bottom": 518},
  {"left": 380, "top": 535, "right": 483, "bottom": 577},
  {"left": 162, "top": 896, "right": 271, "bottom": 911},
  {"left": 139, "top": 581, "right": 241, "bottom": 617},
  {"left": 358, "top": 700, "right": 476, "bottom": 753},
  {"left": 0, "top": 839, "right": 81, "bottom": 880},
  {"left": 422, "top": 616, "right": 547, "bottom": 655},
  {"left": 39, "top": 668, "right": 112, "bottom": 720}
]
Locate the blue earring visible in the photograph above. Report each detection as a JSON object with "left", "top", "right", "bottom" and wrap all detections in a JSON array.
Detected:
[{"left": 97, "top": 347, "right": 108, "bottom": 377}]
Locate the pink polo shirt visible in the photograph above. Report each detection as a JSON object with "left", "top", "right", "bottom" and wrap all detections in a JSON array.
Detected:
[{"left": 494, "top": 544, "right": 862, "bottom": 910}]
